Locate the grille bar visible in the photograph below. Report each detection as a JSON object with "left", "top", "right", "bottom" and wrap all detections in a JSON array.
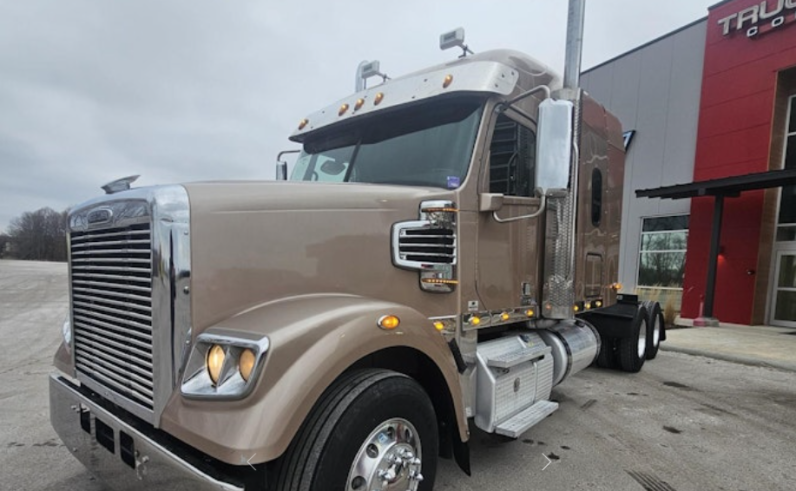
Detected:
[
  {"left": 397, "top": 226, "right": 456, "bottom": 265},
  {"left": 75, "top": 330, "right": 153, "bottom": 364},
  {"left": 73, "top": 300, "right": 152, "bottom": 323},
  {"left": 75, "top": 342, "right": 154, "bottom": 381},
  {"left": 71, "top": 223, "right": 155, "bottom": 410},
  {"left": 72, "top": 286, "right": 151, "bottom": 304},
  {"left": 72, "top": 293, "right": 151, "bottom": 313}
]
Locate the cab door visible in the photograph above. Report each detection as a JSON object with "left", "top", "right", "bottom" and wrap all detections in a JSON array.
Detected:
[{"left": 475, "top": 111, "right": 543, "bottom": 311}]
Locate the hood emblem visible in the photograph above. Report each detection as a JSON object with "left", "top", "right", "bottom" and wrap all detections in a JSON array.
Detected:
[{"left": 87, "top": 208, "right": 113, "bottom": 225}]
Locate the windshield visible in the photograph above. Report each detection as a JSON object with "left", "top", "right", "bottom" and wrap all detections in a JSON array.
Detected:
[{"left": 290, "top": 98, "right": 483, "bottom": 189}]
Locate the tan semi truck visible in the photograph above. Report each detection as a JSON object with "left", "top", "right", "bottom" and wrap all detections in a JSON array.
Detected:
[{"left": 49, "top": 26, "right": 665, "bottom": 491}]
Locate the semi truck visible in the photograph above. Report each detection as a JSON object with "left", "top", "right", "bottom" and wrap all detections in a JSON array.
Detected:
[{"left": 49, "top": 17, "right": 665, "bottom": 491}]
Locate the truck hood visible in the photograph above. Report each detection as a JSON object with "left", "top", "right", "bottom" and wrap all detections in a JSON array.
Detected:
[{"left": 182, "top": 181, "right": 456, "bottom": 330}]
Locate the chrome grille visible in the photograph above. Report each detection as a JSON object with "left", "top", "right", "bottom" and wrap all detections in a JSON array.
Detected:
[
  {"left": 397, "top": 227, "right": 456, "bottom": 265},
  {"left": 70, "top": 222, "right": 155, "bottom": 410}
]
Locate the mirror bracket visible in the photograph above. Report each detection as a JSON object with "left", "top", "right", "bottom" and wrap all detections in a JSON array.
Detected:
[{"left": 479, "top": 193, "right": 504, "bottom": 212}]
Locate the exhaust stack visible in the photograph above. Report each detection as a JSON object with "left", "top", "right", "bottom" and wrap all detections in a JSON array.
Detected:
[
  {"left": 541, "top": 0, "right": 586, "bottom": 320},
  {"left": 563, "top": 0, "right": 586, "bottom": 90}
]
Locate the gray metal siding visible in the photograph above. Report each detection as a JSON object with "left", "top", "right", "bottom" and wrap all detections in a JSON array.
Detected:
[{"left": 581, "top": 20, "right": 706, "bottom": 290}]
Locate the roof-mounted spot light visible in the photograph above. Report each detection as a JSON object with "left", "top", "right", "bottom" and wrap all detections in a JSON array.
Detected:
[
  {"left": 439, "top": 27, "right": 474, "bottom": 58},
  {"left": 356, "top": 60, "right": 390, "bottom": 91}
]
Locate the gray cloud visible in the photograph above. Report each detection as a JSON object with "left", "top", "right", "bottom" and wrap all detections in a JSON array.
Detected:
[{"left": 0, "top": 0, "right": 716, "bottom": 232}]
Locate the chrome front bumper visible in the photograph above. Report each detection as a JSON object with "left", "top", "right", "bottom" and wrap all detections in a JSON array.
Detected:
[{"left": 49, "top": 374, "right": 245, "bottom": 491}]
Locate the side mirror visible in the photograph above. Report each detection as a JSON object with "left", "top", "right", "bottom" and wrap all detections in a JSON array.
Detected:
[
  {"left": 535, "top": 99, "right": 574, "bottom": 193},
  {"left": 275, "top": 149, "right": 301, "bottom": 181},
  {"left": 276, "top": 162, "right": 288, "bottom": 181},
  {"left": 479, "top": 193, "right": 504, "bottom": 212}
]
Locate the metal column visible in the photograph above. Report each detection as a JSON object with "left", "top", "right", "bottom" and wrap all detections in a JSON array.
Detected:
[{"left": 697, "top": 194, "right": 724, "bottom": 326}]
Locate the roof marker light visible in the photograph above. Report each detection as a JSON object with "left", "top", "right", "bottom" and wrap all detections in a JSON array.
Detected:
[
  {"left": 374, "top": 92, "right": 384, "bottom": 105},
  {"left": 338, "top": 103, "right": 350, "bottom": 116},
  {"left": 298, "top": 119, "right": 309, "bottom": 130},
  {"left": 354, "top": 98, "right": 365, "bottom": 111},
  {"left": 443, "top": 74, "right": 454, "bottom": 88}
]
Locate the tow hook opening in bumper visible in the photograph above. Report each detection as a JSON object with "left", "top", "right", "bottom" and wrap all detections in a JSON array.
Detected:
[{"left": 50, "top": 374, "right": 255, "bottom": 491}]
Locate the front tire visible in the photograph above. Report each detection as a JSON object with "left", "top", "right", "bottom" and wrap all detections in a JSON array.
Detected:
[
  {"left": 269, "top": 369, "right": 438, "bottom": 491},
  {"left": 617, "top": 305, "right": 648, "bottom": 373}
]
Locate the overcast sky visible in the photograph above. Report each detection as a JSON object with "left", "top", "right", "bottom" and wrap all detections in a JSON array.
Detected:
[{"left": 0, "top": 0, "right": 718, "bottom": 233}]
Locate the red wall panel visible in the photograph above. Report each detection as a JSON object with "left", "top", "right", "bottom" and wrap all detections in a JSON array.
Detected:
[{"left": 681, "top": 0, "right": 796, "bottom": 324}]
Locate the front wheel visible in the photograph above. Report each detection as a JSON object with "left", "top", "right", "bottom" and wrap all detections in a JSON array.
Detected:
[{"left": 269, "top": 369, "right": 438, "bottom": 491}]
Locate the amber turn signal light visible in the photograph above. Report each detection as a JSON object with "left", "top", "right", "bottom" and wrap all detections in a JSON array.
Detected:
[{"left": 378, "top": 315, "right": 400, "bottom": 330}]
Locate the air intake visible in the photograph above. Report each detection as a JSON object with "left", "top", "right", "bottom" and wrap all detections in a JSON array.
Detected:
[
  {"left": 392, "top": 200, "right": 458, "bottom": 293},
  {"left": 396, "top": 227, "right": 455, "bottom": 265}
]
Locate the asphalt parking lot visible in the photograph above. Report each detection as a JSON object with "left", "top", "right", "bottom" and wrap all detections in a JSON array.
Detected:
[{"left": 2, "top": 259, "right": 795, "bottom": 491}]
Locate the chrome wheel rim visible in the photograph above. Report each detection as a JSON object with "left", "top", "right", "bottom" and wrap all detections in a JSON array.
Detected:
[
  {"left": 638, "top": 319, "right": 647, "bottom": 359},
  {"left": 652, "top": 315, "right": 661, "bottom": 347},
  {"left": 346, "top": 417, "right": 423, "bottom": 491}
]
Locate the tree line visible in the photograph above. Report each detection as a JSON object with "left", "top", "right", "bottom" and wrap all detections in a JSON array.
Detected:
[{"left": 1, "top": 207, "right": 68, "bottom": 262}]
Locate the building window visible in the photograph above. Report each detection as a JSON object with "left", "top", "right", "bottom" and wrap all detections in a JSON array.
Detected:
[
  {"left": 778, "top": 95, "right": 796, "bottom": 242},
  {"left": 638, "top": 215, "right": 689, "bottom": 289}
]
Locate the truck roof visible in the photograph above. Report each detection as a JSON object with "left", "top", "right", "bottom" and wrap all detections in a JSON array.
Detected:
[{"left": 290, "top": 49, "right": 562, "bottom": 143}]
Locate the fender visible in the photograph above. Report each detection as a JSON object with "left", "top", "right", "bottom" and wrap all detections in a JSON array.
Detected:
[{"left": 160, "top": 293, "right": 468, "bottom": 465}]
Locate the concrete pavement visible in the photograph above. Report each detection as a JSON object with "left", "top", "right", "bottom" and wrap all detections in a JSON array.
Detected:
[
  {"left": 662, "top": 322, "right": 796, "bottom": 372},
  {"left": 2, "top": 259, "right": 796, "bottom": 490}
]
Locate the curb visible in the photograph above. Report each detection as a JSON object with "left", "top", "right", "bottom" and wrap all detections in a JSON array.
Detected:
[{"left": 660, "top": 345, "right": 796, "bottom": 373}]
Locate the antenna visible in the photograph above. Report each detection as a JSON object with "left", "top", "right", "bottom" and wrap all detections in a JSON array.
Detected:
[{"left": 439, "top": 28, "right": 474, "bottom": 58}]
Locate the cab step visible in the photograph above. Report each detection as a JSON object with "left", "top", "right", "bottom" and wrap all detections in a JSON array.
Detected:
[{"left": 494, "top": 400, "right": 559, "bottom": 438}]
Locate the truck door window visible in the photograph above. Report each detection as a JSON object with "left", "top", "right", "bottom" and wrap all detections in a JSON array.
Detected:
[{"left": 489, "top": 114, "right": 536, "bottom": 197}]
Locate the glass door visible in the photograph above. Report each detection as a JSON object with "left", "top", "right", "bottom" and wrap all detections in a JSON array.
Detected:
[{"left": 771, "top": 251, "right": 796, "bottom": 328}]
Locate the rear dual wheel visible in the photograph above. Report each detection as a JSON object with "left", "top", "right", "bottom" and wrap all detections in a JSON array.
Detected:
[
  {"left": 617, "top": 305, "right": 648, "bottom": 373},
  {"left": 643, "top": 301, "right": 663, "bottom": 360},
  {"left": 269, "top": 369, "right": 438, "bottom": 491}
]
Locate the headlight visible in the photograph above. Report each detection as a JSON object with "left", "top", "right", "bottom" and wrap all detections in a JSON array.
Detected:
[
  {"left": 239, "top": 349, "right": 256, "bottom": 382},
  {"left": 180, "top": 331, "right": 269, "bottom": 399},
  {"left": 206, "top": 345, "right": 226, "bottom": 385},
  {"left": 62, "top": 316, "right": 72, "bottom": 347}
]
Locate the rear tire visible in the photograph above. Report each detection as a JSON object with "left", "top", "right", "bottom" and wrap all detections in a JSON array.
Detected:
[
  {"left": 269, "top": 369, "right": 438, "bottom": 491},
  {"left": 618, "top": 305, "right": 648, "bottom": 373},
  {"left": 645, "top": 302, "right": 663, "bottom": 360},
  {"left": 595, "top": 337, "right": 617, "bottom": 369}
]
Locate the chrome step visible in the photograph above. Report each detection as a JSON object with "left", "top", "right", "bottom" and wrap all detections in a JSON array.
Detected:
[{"left": 495, "top": 400, "right": 559, "bottom": 438}]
